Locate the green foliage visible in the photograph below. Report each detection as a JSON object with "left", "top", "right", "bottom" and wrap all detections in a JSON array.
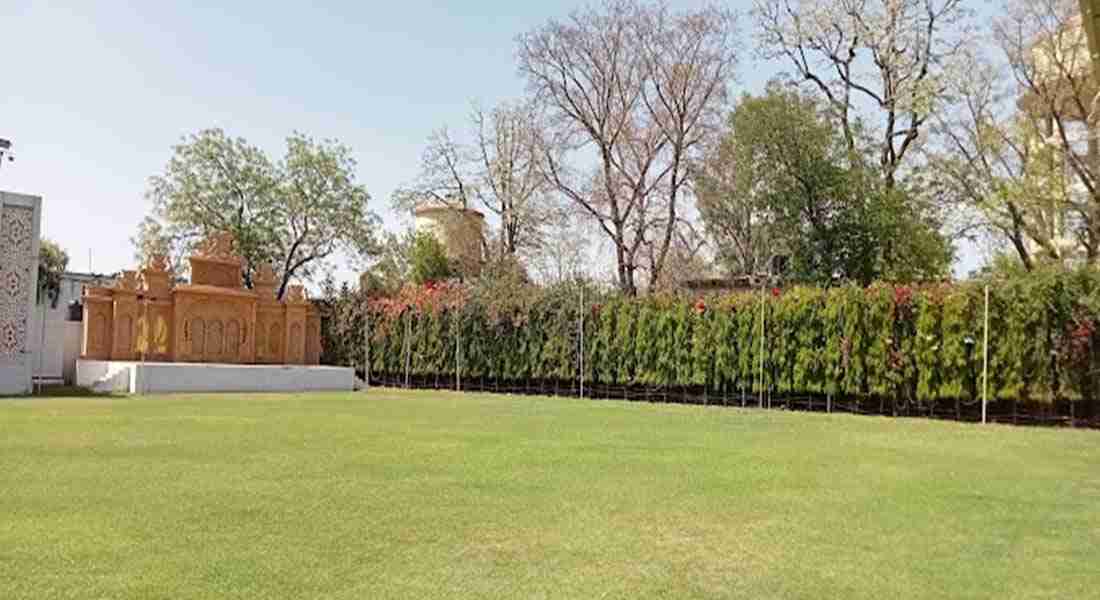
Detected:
[
  {"left": 324, "top": 269, "right": 1100, "bottom": 407},
  {"left": 146, "top": 128, "right": 379, "bottom": 298},
  {"left": 410, "top": 232, "right": 452, "bottom": 284},
  {"left": 37, "top": 239, "right": 69, "bottom": 307},
  {"left": 699, "top": 85, "right": 951, "bottom": 284}
]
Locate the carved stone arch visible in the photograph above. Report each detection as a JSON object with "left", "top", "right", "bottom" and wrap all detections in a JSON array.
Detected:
[
  {"left": 207, "top": 320, "right": 224, "bottom": 360},
  {"left": 268, "top": 322, "right": 281, "bottom": 358},
  {"left": 306, "top": 321, "right": 320, "bottom": 364},
  {"left": 255, "top": 320, "right": 267, "bottom": 360},
  {"left": 226, "top": 320, "right": 241, "bottom": 361},
  {"left": 289, "top": 322, "right": 303, "bottom": 363},
  {"left": 91, "top": 314, "right": 108, "bottom": 354},
  {"left": 118, "top": 315, "right": 133, "bottom": 355},
  {"left": 190, "top": 318, "right": 205, "bottom": 358}
]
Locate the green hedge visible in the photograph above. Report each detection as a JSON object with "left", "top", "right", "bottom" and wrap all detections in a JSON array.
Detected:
[{"left": 324, "top": 270, "right": 1100, "bottom": 406}]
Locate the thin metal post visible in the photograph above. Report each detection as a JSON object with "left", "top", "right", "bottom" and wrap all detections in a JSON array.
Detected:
[
  {"left": 579, "top": 285, "right": 585, "bottom": 398},
  {"left": 363, "top": 302, "right": 370, "bottom": 391},
  {"left": 404, "top": 312, "right": 412, "bottom": 389},
  {"left": 758, "top": 284, "right": 765, "bottom": 408},
  {"left": 982, "top": 284, "right": 990, "bottom": 424},
  {"left": 455, "top": 312, "right": 461, "bottom": 391}
]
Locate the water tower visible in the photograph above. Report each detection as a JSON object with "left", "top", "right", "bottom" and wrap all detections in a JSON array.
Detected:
[{"left": 413, "top": 201, "right": 486, "bottom": 277}]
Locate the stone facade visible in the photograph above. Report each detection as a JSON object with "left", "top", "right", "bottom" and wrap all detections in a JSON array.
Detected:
[
  {"left": 0, "top": 192, "right": 41, "bottom": 395},
  {"left": 81, "top": 232, "right": 321, "bottom": 365}
]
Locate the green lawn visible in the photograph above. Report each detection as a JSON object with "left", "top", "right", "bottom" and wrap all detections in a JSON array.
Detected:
[{"left": 1, "top": 390, "right": 1097, "bottom": 599}]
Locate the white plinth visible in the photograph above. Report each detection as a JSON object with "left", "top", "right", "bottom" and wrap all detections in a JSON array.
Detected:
[{"left": 76, "top": 360, "right": 355, "bottom": 395}]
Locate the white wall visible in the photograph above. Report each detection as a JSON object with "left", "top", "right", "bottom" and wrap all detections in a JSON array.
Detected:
[
  {"left": 76, "top": 360, "right": 355, "bottom": 394},
  {"left": 32, "top": 273, "right": 111, "bottom": 384}
]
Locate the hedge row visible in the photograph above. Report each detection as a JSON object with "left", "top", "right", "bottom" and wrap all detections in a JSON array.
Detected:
[{"left": 324, "top": 270, "right": 1100, "bottom": 407}]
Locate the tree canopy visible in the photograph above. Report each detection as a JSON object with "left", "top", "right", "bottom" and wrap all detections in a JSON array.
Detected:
[
  {"left": 142, "top": 129, "right": 379, "bottom": 298},
  {"left": 37, "top": 239, "right": 69, "bottom": 307},
  {"left": 698, "top": 86, "right": 952, "bottom": 285}
]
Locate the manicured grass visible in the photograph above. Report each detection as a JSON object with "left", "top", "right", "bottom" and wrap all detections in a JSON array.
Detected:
[{"left": 1, "top": 389, "right": 1097, "bottom": 599}]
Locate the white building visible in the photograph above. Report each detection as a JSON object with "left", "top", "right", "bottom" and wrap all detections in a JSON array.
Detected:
[{"left": 32, "top": 271, "right": 115, "bottom": 385}]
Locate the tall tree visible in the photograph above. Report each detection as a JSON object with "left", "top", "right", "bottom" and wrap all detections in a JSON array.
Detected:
[
  {"left": 753, "top": 0, "right": 972, "bottom": 189},
  {"left": 926, "top": 53, "right": 1074, "bottom": 269},
  {"left": 393, "top": 101, "right": 555, "bottom": 260},
  {"left": 926, "top": 0, "right": 1098, "bottom": 268},
  {"left": 472, "top": 101, "right": 556, "bottom": 259},
  {"left": 37, "top": 239, "right": 69, "bottom": 307},
  {"left": 517, "top": 0, "right": 738, "bottom": 294},
  {"left": 995, "top": 0, "right": 1099, "bottom": 263},
  {"left": 131, "top": 216, "right": 190, "bottom": 277},
  {"left": 699, "top": 86, "right": 951, "bottom": 285},
  {"left": 144, "top": 129, "right": 379, "bottom": 298}
]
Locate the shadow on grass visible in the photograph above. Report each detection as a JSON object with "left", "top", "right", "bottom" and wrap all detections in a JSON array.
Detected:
[{"left": 23, "top": 385, "right": 117, "bottom": 398}]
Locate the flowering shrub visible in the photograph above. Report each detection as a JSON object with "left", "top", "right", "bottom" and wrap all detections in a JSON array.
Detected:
[{"left": 322, "top": 270, "right": 1100, "bottom": 407}]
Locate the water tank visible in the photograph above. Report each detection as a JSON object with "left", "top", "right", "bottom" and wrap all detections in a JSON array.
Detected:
[{"left": 413, "top": 202, "right": 486, "bottom": 276}]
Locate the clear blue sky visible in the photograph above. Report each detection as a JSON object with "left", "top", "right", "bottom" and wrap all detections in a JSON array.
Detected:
[{"left": 2, "top": 0, "right": 995, "bottom": 282}]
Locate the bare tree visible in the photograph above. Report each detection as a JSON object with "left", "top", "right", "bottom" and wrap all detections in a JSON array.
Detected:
[
  {"left": 926, "top": 0, "right": 1098, "bottom": 267},
  {"left": 472, "top": 101, "right": 557, "bottom": 259},
  {"left": 637, "top": 4, "right": 739, "bottom": 283},
  {"left": 392, "top": 127, "right": 473, "bottom": 211},
  {"left": 994, "top": 0, "right": 1099, "bottom": 262},
  {"left": 394, "top": 102, "right": 557, "bottom": 262},
  {"left": 694, "top": 128, "right": 782, "bottom": 276},
  {"left": 926, "top": 52, "right": 1069, "bottom": 269},
  {"left": 517, "top": 0, "right": 738, "bottom": 295},
  {"left": 754, "top": 0, "right": 972, "bottom": 189}
]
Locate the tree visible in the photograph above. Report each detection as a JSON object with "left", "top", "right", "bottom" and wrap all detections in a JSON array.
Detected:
[
  {"left": 131, "top": 216, "right": 189, "bottom": 277},
  {"left": 144, "top": 129, "right": 379, "bottom": 299},
  {"left": 472, "top": 101, "right": 557, "bottom": 259},
  {"left": 393, "top": 101, "right": 555, "bottom": 261},
  {"left": 926, "top": 53, "right": 1075, "bottom": 270},
  {"left": 409, "top": 231, "right": 452, "bottom": 284},
  {"left": 699, "top": 86, "right": 951, "bottom": 285},
  {"left": 753, "top": 0, "right": 973, "bottom": 189},
  {"left": 695, "top": 116, "right": 783, "bottom": 277},
  {"left": 363, "top": 230, "right": 416, "bottom": 294},
  {"left": 992, "top": 0, "right": 1098, "bottom": 263},
  {"left": 925, "top": 0, "right": 1098, "bottom": 268},
  {"left": 37, "top": 239, "right": 69, "bottom": 307},
  {"left": 517, "top": 0, "right": 739, "bottom": 294}
]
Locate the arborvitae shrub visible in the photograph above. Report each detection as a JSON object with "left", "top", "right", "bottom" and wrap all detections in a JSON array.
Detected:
[{"left": 326, "top": 272, "right": 1098, "bottom": 406}]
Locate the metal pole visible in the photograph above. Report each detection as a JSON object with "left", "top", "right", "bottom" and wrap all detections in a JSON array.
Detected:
[
  {"left": 404, "top": 312, "right": 412, "bottom": 389},
  {"left": 982, "top": 284, "right": 990, "bottom": 424},
  {"left": 455, "top": 313, "right": 461, "bottom": 392},
  {"left": 363, "top": 302, "right": 370, "bottom": 391},
  {"left": 758, "top": 283, "right": 765, "bottom": 408},
  {"left": 579, "top": 285, "right": 585, "bottom": 398}
]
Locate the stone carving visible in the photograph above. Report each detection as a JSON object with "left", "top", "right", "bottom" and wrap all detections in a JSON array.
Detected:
[
  {"left": 286, "top": 284, "right": 308, "bottom": 304},
  {"left": 115, "top": 270, "right": 139, "bottom": 291},
  {"left": 0, "top": 205, "right": 33, "bottom": 359},
  {"left": 253, "top": 263, "right": 278, "bottom": 301},
  {"left": 146, "top": 254, "right": 169, "bottom": 272},
  {"left": 81, "top": 231, "right": 322, "bottom": 366},
  {"left": 195, "top": 231, "right": 239, "bottom": 260},
  {"left": 255, "top": 263, "right": 276, "bottom": 285}
]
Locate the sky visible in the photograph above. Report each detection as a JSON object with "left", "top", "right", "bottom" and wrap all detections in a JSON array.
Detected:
[{"left": 2, "top": 0, "right": 999, "bottom": 284}]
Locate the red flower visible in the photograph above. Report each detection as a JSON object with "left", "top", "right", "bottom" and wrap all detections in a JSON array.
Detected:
[
  {"left": 694, "top": 299, "right": 706, "bottom": 314},
  {"left": 771, "top": 287, "right": 781, "bottom": 298},
  {"left": 893, "top": 285, "right": 913, "bottom": 307}
]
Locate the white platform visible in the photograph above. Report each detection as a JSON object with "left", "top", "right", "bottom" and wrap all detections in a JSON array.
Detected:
[{"left": 76, "top": 360, "right": 355, "bottom": 395}]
